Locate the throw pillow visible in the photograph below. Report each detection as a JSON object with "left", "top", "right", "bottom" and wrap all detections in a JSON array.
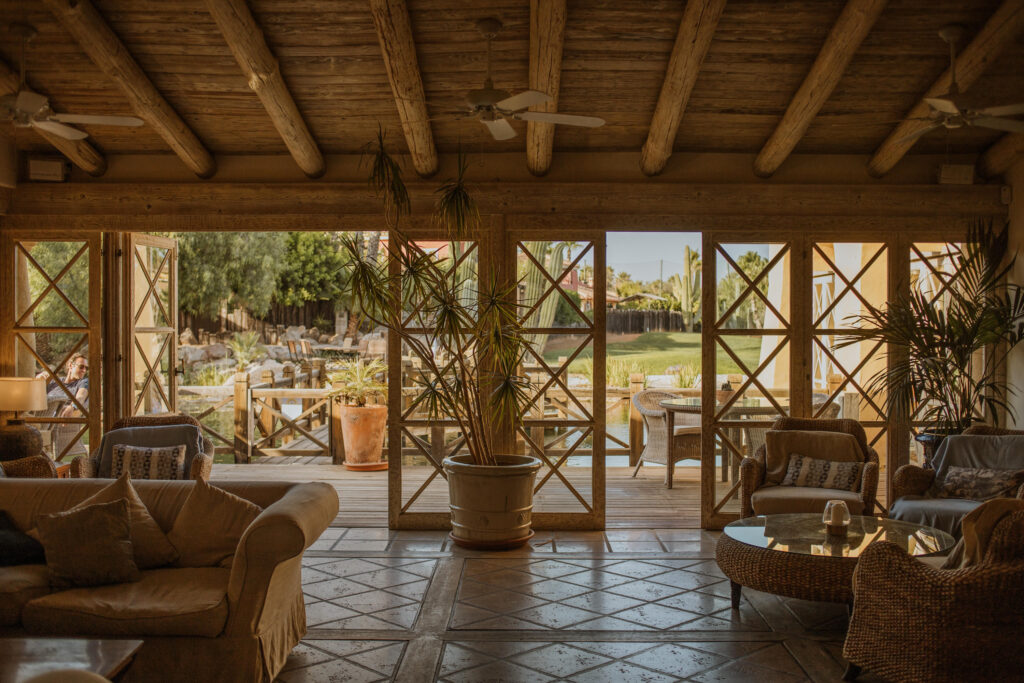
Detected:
[
  {"left": 937, "top": 466, "right": 1024, "bottom": 501},
  {"left": 781, "top": 454, "right": 863, "bottom": 491},
  {"left": 110, "top": 444, "right": 187, "bottom": 480},
  {"left": 764, "top": 430, "right": 862, "bottom": 485},
  {"left": 167, "top": 478, "right": 262, "bottom": 568},
  {"left": 0, "top": 510, "right": 45, "bottom": 566},
  {"left": 71, "top": 472, "right": 178, "bottom": 569},
  {"left": 34, "top": 498, "right": 140, "bottom": 588}
]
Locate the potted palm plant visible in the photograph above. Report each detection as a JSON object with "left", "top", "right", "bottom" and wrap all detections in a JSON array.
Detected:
[
  {"left": 844, "top": 220, "right": 1024, "bottom": 465},
  {"left": 327, "top": 358, "right": 388, "bottom": 471}
]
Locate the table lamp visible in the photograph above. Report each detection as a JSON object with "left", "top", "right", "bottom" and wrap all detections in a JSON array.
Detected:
[{"left": 0, "top": 377, "right": 48, "bottom": 462}]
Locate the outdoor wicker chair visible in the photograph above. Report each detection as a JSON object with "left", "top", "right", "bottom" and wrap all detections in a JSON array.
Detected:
[
  {"left": 0, "top": 454, "right": 57, "bottom": 478},
  {"left": 631, "top": 389, "right": 700, "bottom": 488},
  {"left": 740, "top": 417, "right": 879, "bottom": 518},
  {"left": 842, "top": 506, "right": 1024, "bottom": 683}
]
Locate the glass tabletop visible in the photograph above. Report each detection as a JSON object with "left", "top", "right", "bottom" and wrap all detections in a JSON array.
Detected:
[{"left": 723, "top": 514, "right": 956, "bottom": 558}]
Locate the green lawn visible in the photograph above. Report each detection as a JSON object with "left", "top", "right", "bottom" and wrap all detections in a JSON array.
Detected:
[{"left": 542, "top": 331, "right": 763, "bottom": 378}]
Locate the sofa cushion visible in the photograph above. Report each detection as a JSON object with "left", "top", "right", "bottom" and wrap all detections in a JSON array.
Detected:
[
  {"left": 751, "top": 486, "right": 864, "bottom": 516},
  {"left": 889, "top": 495, "right": 982, "bottom": 538},
  {"left": 22, "top": 566, "right": 230, "bottom": 638},
  {"left": 764, "top": 430, "right": 862, "bottom": 485},
  {"left": 110, "top": 444, "right": 187, "bottom": 480},
  {"left": 0, "top": 510, "right": 44, "bottom": 566},
  {"left": 168, "top": 478, "right": 262, "bottom": 568},
  {"left": 0, "top": 564, "right": 50, "bottom": 626},
  {"left": 781, "top": 454, "right": 862, "bottom": 491},
  {"left": 35, "top": 498, "right": 141, "bottom": 589}
]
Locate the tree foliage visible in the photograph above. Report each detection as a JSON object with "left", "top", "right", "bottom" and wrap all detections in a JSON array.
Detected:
[
  {"left": 274, "top": 232, "right": 346, "bottom": 307},
  {"left": 176, "top": 232, "right": 287, "bottom": 317},
  {"left": 718, "top": 250, "right": 769, "bottom": 329}
]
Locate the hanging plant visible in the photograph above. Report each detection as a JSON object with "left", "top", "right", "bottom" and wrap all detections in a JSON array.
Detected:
[
  {"left": 435, "top": 148, "right": 479, "bottom": 240},
  {"left": 362, "top": 125, "right": 410, "bottom": 228}
]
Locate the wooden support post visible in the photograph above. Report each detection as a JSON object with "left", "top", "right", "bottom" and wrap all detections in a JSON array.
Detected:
[
  {"left": 312, "top": 358, "right": 325, "bottom": 427},
  {"left": 232, "top": 371, "right": 250, "bottom": 463},
  {"left": 628, "top": 372, "right": 645, "bottom": 467},
  {"left": 431, "top": 425, "right": 445, "bottom": 467},
  {"left": 258, "top": 369, "right": 274, "bottom": 441},
  {"left": 530, "top": 375, "right": 545, "bottom": 453},
  {"left": 330, "top": 397, "right": 345, "bottom": 465},
  {"left": 281, "top": 365, "right": 295, "bottom": 443}
]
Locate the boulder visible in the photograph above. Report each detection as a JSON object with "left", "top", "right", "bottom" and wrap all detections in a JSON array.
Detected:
[
  {"left": 306, "top": 327, "right": 320, "bottom": 339},
  {"left": 247, "top": 359, "right": 286, "bottom": 383},
  {"left": 179, "top": 329, "right": 197, "bottom": 346},
  {"left": 319, "top": 334, "right": 332, "bottom": 343},
  {"left": 204, "top": 343, "right": 229, "bottom": 361},
  {"left": 282, "top": 326, "right": 306, "bottom": 341},
  {"left": 264, "top": 344, "right": 291, "bottom": 361},
  {"left": 178, "top": 345, "right": 207, "bottom": 365}
]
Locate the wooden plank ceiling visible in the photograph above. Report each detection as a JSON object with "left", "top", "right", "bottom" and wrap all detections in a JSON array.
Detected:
[{"left": 1, "top": 0, "right": 1022, "bottom": 176}]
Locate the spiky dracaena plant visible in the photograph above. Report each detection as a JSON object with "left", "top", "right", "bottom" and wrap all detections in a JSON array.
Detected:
[
  {"left": 363, "top": 126, "right": 410, "bottom": 228},
  {"left": 840, "top": 220, "right": 1024, "bottom": 432}
]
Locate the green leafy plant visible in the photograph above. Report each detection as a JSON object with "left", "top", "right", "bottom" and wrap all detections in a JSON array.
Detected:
[
  {"left": 675, "top": 362, "right": 700, "bottom": 389},
  {"left": 185, "top": 364, "right": 233, "bottom": 387},
  {"left": 841, "top": 220, "right": 1024, "bottom": 431},
  {"left": 226, "top": 330, "right": 265, "bottom": 369},
  {"left": 327, "top": 358, "right": 387, "bottom": 406},
  {"left": 363, "top": 126, "right": 409, "bottom": 228},
  {"left": 435, "top": 148, "right": 479, "bottom": 240}
]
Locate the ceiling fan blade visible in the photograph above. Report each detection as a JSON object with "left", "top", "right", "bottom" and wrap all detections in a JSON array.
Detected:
[
  {"left": 895, "top": 123, "right": 942, "bottom": 145},
  {"left": 924, "top": 97, "right": 960, "bottom": 115},
  {"left": 495, "top": 89, "right": 551, "bottom": 112},
  {"left": 31, "top": 119, "right": 89, "bottom": 140},
  {"left": 515, "top": 111, "right": 606, "bottom": 128},
  {"left": 50, "top": 113, "right": 144, "bottom": 127},
  {"left": 974, "top": 102, "right": 1024, "bottom": 118},
  {"left": 481, "top": 117, "right": 516, "bottom": 141},
  {"left": 15, "top": 89, "right": 48, "bottom": 114},
  {"left": 972, "top": 116, "right": 1024, "bottom": 134}
]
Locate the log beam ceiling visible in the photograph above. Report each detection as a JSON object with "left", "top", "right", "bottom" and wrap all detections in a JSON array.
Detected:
[
  {"left": 979, "top": 133, "right": 1024, "bottom": 178},
  {"left": 526, "top": 0, "right": 567, "bottom": 177},
  {"left": 754, "top": 0, "right": 887, "bottom": 178},
  {"left": 640, "top": 0, "right": 726, "bottom": 176},
  {"left": 42, "top": 0, "right": 216, "bottom": 178},
  {"left": 369, "top": 0, "right": 438, "bottom": 178},
  {"left": 204, "top": 0, "right": 324, "bottom": 178},
  {"left": 868, "top": 0, "right": 1024, "bottom": 177},
  {"left": 0, "top": 57, "right": 107, "bottom": 177}
]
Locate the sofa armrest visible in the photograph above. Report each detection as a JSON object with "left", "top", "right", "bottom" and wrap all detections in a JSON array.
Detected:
[
  {"left": 891, "top": 464, "right": 935, "bottom": 502},
  {"left": 70, "top": 455, "right": 96, "bottom": 478},
  {"left": 189, "top": 453, "right": 213, "bottom": 481},
  {"left": 224, "top": 482, "right": 339, "bottom": 635},
  {"left": 859, "top": 461, "right": 879, "bottom": 516},
  {"left": 739, "top": 456, "right": 764, "bottom": 518}
]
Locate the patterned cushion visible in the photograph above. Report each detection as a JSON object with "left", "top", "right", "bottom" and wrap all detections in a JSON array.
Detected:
[
  {"left": 110, "top": 444, "right": 187, "bottom": 480},
  {"left": 781, "top": 454, "right": 863, "bottom": 491},
  {"left": 937, "top": 466, "right": 1024, "bottom": 501}
]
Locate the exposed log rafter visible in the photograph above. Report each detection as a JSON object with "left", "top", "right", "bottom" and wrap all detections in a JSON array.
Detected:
[
  {"left": 754, "top": 0, "right": 888, "bottom": 178},
  {"left": 526, "top": 0, "right": 567, "bottom": 177},
  {"left": 369, "top": 0, "right": 438, "bottom": 178},
  {"left": 0, "top": 57, "right": 107, "bottom": 177},
  {"left": 978, "top": 133, "right": 1024, "bottom": 178},
  {"left": 204, "top": 0, "right": 324, "bottom": 178},
  {"left": 42, "top": 0, "right": 216, "bottom": 178},
  {"left": 867, "top": 0, "right": 1024, "bottom": 177},
  {"left": 640, "top": 0, "right": 727, "bottom": 176}
]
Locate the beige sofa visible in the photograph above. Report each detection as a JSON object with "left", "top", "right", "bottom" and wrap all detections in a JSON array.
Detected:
[{"left": 0, "top": 479, "right": 339, "bottom": 683}]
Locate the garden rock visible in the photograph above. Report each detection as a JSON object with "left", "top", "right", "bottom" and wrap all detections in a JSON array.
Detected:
[
  {"left": 204, "top": 343, "right": 229, "bottom": 361},
  {"left": 264, "top": 345, "right": 291, "bottom": 361},
  {"left": 282, "top": 326, "right": 306, "bottom": 341},
  {"left": 178, "top": 346, "right": 207, "bottom": 365},
  {"left": 179, "top": 329, "right": 197, "bottom": 346}
]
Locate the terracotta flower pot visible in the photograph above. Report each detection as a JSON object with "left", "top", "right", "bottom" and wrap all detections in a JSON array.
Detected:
[
  {"left": 338, "top": 403, "right": 388, "bottom": 471},
  {"left": 442, "top": 454, "right": 542, "bottom": 550}
]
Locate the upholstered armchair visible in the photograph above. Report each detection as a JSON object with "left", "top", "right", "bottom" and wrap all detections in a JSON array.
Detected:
[
  {"left": 0, "top": 454, "right": 57, "bottom": 478},
  {"left": 71, "top": 415, "right": 212, "bottom": 480},
  {"left": 631, "top": 389, "right": 701, "bottom": 488},
  {"left": 889, "top": 426, "right": 1024, "bottom": 537},
  {"left": 739, "top": 417, "right": 879, "bottom": 518},
  {"left": 842, "top": 506, "right": 1024, "bottom": 683}
]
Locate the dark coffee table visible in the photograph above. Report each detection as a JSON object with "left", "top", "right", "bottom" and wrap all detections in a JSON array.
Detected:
[
  {"left": 716, "top": 513, "right": 955, "bottom": 606},
  {"left": 0, "top": 637, "right": 143, "bottom": 682}
]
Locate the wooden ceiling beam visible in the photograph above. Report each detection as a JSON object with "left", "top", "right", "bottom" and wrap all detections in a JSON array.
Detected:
[
  {"left": 978, "top": 134, "right": 1024, "bottom": 178},
  {"left": 42, "top": 0, "right": 216, "bottom": 178},
  {"left": 204, "top": 0, "right": 324, "bottom": 178},
  {"left": 754, "top": 0, "right": 887, "bottom": 178},
  {"left": 867, "top": 0, "right": 1024, "bottom": 177},
  {"left": 0, "top": 57, "right": 106, "bottom": 177},
  {"left": 369, "top": 0, "right": 437, "bottom": 178},
  {"left": 526, "top": 0, "right": 567, "bottom": 177},
  {"left": 640, "top": 0, "right": 727, "bottom": 176}
]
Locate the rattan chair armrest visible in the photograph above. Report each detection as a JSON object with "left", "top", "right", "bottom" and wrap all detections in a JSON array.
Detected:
[
  {"left": 189, "top": 453, "right": 213, "bottom": 481},
  {"left": 70, "top": 455, "right": 95, "bottom": 478},
  {"left": 673, "top": 426, "right": 701, "bottom": 436},
  {"left": 1, "top": 455, "right": 58, "bottom": 478},
  {"left": 1017, "top": 482, "right": 1024, "bottom": 500},
  {"left": 739, "top": 456, "right": 764, "bottom": 518},
  {"left": 859, "top": 461, "right": 879, "bottom": 516},
  {"left": 891, "top": 464, "right": 935, "bottom": 501}
]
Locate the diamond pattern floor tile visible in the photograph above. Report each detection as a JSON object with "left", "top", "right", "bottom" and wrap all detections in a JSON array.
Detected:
[{"left": 278, "top": 640, "right": 404, "bottom": 682}]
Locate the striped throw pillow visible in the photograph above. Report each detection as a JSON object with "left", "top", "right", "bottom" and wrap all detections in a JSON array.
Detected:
[
  {"left": 110, "top": 444, "right": 187, "bottom": 480},
  {"left": 781, "top": 454, "right": 862, "bottom": 491}
]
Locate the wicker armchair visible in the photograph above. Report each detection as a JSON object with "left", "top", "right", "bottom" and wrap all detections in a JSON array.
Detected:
[
  {"left": 0, "top": 454, "right": 57, "bottom": 478},
  {"left": 740, "top": 417, "right": 879, "bottom": 518},
  {"left": 842, "top": 509, "right": 1024, "bottom": 683},
  {"left": 631, "top": 389, "right": 700, "bottom": 488},
  {"left": 71, "top": 414, "right": 212, "bottom": 480}
]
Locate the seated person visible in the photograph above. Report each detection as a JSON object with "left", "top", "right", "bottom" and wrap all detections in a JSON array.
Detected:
[{"left": 39, "top": 353, "right": 89, "bottom": 418}]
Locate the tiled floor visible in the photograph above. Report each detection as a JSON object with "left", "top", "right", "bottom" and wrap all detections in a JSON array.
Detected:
[{"left": 277, "top": 528, "right": 877, "bottom": 682}]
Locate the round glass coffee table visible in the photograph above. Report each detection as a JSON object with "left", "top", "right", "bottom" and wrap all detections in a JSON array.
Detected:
[{"left": 716, "top": 514, "right": 955, "bottom": 606}]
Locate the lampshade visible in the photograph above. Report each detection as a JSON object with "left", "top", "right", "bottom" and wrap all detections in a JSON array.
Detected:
[{"left": 0, "top": 377, "right": 48, "bottom": 412}]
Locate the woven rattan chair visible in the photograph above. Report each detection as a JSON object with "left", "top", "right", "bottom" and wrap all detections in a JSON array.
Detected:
[
  {"left": 0, "top": 454, "right": 57, "bottom": 478},
  {"left": 739, "top": 417, "right": 879, "bottom": 518},
  {"left": 842, "top": 508, "right": 1024, "bottom": 683},
  {"left": 631, "top": 389, "right": 700, "bottom": 488},
  {"left": 71, "top": 414, "right": 212, "bottom": 480}
]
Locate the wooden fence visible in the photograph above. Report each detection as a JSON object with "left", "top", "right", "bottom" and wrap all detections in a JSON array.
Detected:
[
  {"left": 180, "top": 300, "right": 338, "bottom": 340},
  {"left": 606, "top": 309, "right": 693, "bottom": 334}
]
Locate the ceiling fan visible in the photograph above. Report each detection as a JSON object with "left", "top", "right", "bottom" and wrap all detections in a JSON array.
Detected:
[
  {"left": 1, "top": 23, "right": 143, "bottom": 141},
  {"left": 455, "top": 18, "right": 604, "bottom": 141},
  {"left": 899, "top": 24, "right": 1024, "bottom": 144}
]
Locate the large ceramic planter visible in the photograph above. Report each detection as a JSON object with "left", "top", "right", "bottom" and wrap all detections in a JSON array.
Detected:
[
  {"left": 337, "top": 403, "right": 388, "bottom": 471},
  {"left": 443, "top": 454, "right": 543, "bottom": 550}
]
